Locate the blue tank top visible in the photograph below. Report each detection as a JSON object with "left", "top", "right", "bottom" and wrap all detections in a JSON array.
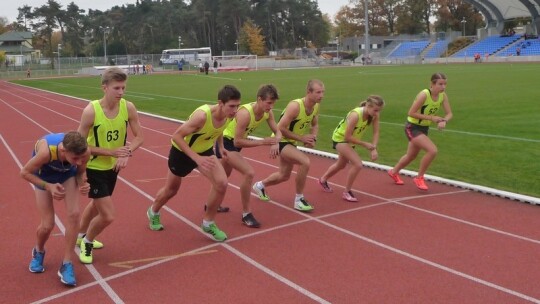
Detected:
[{"left": 32, "top": 133, "right": 76, "bottom": 175}]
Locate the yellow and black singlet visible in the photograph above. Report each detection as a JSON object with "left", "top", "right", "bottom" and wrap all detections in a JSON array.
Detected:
[
  {"left": 223, "top": 102, "right": 268, "bottom": 140},
  {"left": 173, "top": 104, "right": 231, "bottom": 153},
  {"left": 332, "top": 107, "right": 369, "bottom": 143},
  {"left": 279, "top": 98, "right": 319, "bottom": 145},
  {"left": 87, "top": 99, "right": 128, "bottom": 171},
  {"left": 407, "top": 89, "right": 444, "bottom": 126}
]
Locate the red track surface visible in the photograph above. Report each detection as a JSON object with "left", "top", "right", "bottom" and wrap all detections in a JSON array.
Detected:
[{"left": 1, "top": 81, "right": 539, "bottom": 304}]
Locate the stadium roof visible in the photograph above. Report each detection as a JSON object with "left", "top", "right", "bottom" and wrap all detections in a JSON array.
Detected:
[{"left": 464, "top": 0, "right": 540, "bottom": 29}]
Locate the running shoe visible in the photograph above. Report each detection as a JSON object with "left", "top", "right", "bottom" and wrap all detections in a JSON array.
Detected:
[
  {"left": 294, "top": 197, "right": 314, "bottom": 212},
  {"left": 413, "top": 176, "right": 429, "bottom": 191},
  {"left": 29, "top": 248, "right": 45, "bottom": 273},
  {"left": 342, "top": 191, "right": 358, "bottom": 202},
  {"left": 147, "top": 207, "right": 164, "bottom": 231},
  {"left": 79, "top": 241, "right": 94, "bottom": 264},
  {"left": 76, "top": 236, "right": 103, "bottom": 249},
  {"left": 201, "top": 223, "right": 227, "bottom": 242},
  {"left": 58, "top": 262, "right": 76, "bottom": 286},
  {"left": 242, "top": 213, "right": 261, "bottom": 228},
  {"left": 204, "top": 205, "right": 230, "bottom": 213},
  {"left": 252, "top": 182, "right": 270, "bottom": 201},
  {"left": 317, "top": 178, "right": 333, "bottom": 193},
  {"left": 387, "top": 169, "right": 404, "bottom": 185}
]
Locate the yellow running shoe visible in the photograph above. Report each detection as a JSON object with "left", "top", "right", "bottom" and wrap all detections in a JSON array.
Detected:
[
  {"left": 76, "top": 237, "right": 103, "bottom": 249},
  {"left": 79, "top": 241, "right": 93, "bottom": 264}
]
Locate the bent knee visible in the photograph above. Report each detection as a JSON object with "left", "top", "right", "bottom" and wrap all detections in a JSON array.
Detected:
[
  {"left": 299, "top": 157, "right": 310, "bottom": 167},
  {"left": 427, "top": 147, "right": 438, "bottom": 156},
  {"left": 351, "top": 161, "right": 363, "bottom": 170},
  {"left": 245, "top": 169, "right": 255, "bottom": 181},
  {"left": 102, "top": 214, "right": 115, "bottom": 226},
  {"left": 38, "top": 224, "right": 55, "bottom": 234},
  {"left": 66, "top": 211, "right": 81, "bottom": 224},
  {"left": 213, "top": 179, "right": 228, "bottom": 194},
  {"left": 164, "top": 186, "right": 180, "bottom": 200}
]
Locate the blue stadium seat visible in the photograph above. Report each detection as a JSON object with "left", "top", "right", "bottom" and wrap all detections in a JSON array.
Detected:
[
  {"left": 452, "top": 35, "right": 520, "bottom": 58},
  {"left": 387, "top": 40, "right": 430, "bottom": 58}
]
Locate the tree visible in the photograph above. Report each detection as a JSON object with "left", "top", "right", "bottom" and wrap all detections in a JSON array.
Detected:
[
  {"left": 239, "top": 19, "right": 266, "bottom": 55},
  {"left": 217, "top": 0, "right": 250, "bottom": 53},
  {"left": 336, "top": 0, "right": 403, "bottom": 37},
  {"left": 32, "top": 0, "right": 62, "bottom": 69},
  {"left": 17, "top": 5, "right": 33, "bottom": 31},
  {"left": 372, "top": 0, "right": 402, "bottom": 35},
  {"left": 12, "top": 0, "right": 333, "bottom": 58},
  {"left": 62, "top": 3, "right": 86, "bottom": 56},
  {"left": 0, "top": 17, "right": 9, "bottom": 35},
  {"left": 396, "top": 0, "right": 427, "bottom": 34},
  {"left": 0, "top": 51, "right": 6, "bottom": 66},
  {"left": 434, "top": 0, "right": 484, "bottom": 34}
]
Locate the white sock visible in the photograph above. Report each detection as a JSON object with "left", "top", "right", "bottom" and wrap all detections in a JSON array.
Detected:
[
  {"left": 256, "top": 181, "right": 264, "bottom": 189},
  {"left": 202, "top": 220, "right": 214, "bottom": 228},
  {"left": 242, "top": 212, "right": 250, "bottom": 218},
  {"left": 295, "top": 194, "right": 303, "bottom": 201},
  {"left": 78, "top": 233, "right": 85, "bottom": 239},
  {"left": 83, "top": 237, "right": 92, "bottom": 244}
]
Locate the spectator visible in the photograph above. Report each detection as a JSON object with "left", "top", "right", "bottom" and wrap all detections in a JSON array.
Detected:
[
  {"left": 516, "top": 47, "right": 521, "bottom": 56},
  {"left": 213, "top": 59, "right": 218, "bottom": 74},
  {"left": 204, "top": 61, "right": 210, "bottom": 75},
  {"left": 177, "top": 60, "right": 183, "bottom": 73}
]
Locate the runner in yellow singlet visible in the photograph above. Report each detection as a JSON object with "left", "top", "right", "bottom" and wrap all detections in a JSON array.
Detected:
[
  {"left": 318, "top": 96, "right": 385, "bottom": 202},
  {"left": 77, "top": 67, "right": 144, "bottom": 264},
  {"left": 387, "top": 73, "right": 453, "bottom": 190},
  {"left": 252, "top": 79, "right": 324, "bottom": 212},
  {"left": 216, "top": 84, "right": 281, "bottom": 228},
  {"left": 147, "top": 85, "right": 240, "bottom": 242}
]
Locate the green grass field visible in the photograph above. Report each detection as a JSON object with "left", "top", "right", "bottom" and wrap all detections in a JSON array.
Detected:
[{"left": 12, "top": 63, "right": 540, "bottom": 198}]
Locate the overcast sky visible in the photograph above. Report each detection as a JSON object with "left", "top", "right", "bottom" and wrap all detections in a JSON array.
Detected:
[{"left": 2, "top": 0, "right": 350, "bottom": 24}]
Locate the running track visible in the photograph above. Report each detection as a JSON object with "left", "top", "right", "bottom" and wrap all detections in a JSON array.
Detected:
[{"left": 1, "top": 80, "right": 540, "bottom": 303}]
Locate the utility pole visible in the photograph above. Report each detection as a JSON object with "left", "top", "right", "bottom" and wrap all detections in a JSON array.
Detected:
[
  {"left": 101, "top": 27, "right": 110, "bottom": 65},
  {"left": 364, "top": 0, "right": 370, "bottom": 61},
  {"left": 57, "top": 44, "right": 62, "bottom": 75}
]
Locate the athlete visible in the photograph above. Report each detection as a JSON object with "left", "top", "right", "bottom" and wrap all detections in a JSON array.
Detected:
[
  {"left": 387, "top": 72, "right": 453, "bottom": 190},
  {"left": 252, "top": 79, "right": 324, "bottom": 212},
  {"left": 318, "top": 95, "right": 385, "bottom": 202},
  {"left": 21, "top": 131, "right": 90, "bottom": 286},
  {"left": 216, "top": 84, "right": 281, "bottom": 228},
  {"left": 77, "top": 67, "right": 144, "bottom": 264},
  {"left": 147, "top": 85, "right": 240, "bottom": 242}
]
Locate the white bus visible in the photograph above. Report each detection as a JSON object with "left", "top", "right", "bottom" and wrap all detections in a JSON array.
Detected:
[{"left": 159, "top": 47, "right": 212, "bottom": 65}]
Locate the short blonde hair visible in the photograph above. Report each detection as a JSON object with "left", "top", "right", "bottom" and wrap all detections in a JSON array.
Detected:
[
  {"left": 306, "top": 79, "right": 324, "bottom": 92},
  {"left": 101, "top": 67, "right": 127, "bottom": 85}
]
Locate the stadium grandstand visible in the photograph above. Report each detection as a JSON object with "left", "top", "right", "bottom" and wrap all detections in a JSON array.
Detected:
[{"left": 367, "top": 0, "right": 540, "bottom": 63}]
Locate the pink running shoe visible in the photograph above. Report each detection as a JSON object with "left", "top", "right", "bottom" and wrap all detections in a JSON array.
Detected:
[
  {"left": 342, "top": 191, "right": 358, "bottom": 202},
  {"left": 413, "top": 176, "right": 428, "bottom": 191},
  {"left": 318, "top": 178, "right": 333, "bottom": 193},
  {"left": 387, "top": 169, "right": 404, "bottom": 185}
]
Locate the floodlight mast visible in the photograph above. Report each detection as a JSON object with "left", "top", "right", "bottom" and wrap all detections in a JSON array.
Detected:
[{"left": 364, "top": 0, "right": 370, "bottom": 60}]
